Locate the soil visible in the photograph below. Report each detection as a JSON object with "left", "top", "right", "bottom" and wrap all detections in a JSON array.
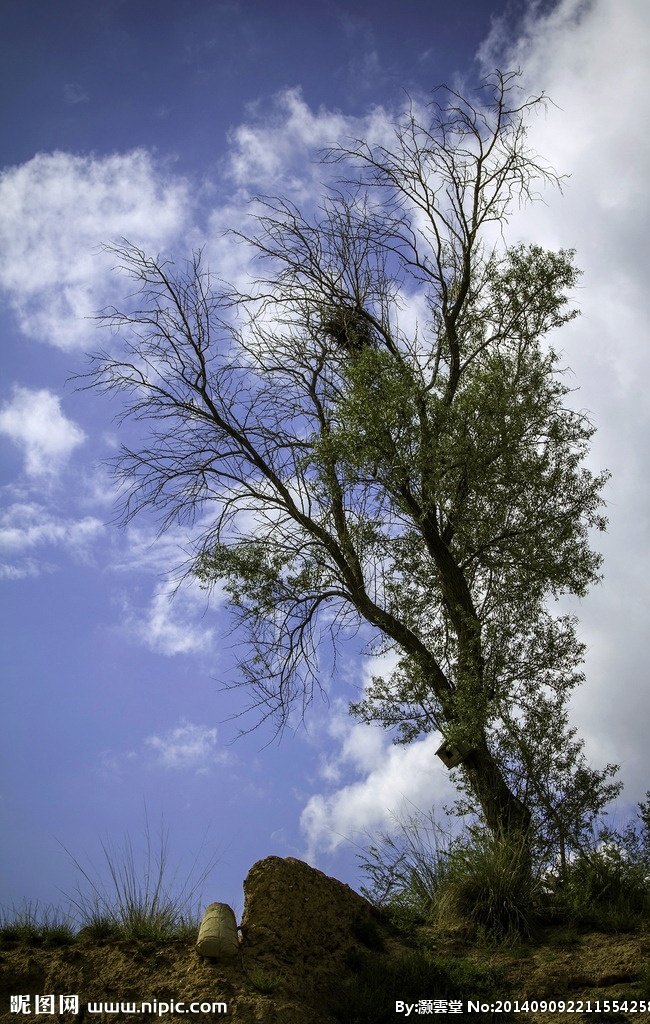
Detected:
[
  {"left": 1, "top": 856, "right": 649, "bottom": 1023},
  {"left": 430, "top": 927, "right": 650, "bottom": 1022}
]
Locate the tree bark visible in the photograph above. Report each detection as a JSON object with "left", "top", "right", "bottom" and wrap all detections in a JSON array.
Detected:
[{"left": 463, "top": 736, "right": 532, "bottom": 842}]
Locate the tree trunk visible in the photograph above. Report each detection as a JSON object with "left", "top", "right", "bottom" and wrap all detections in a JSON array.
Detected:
[{"left": 463, "top": 736, "right": 531, "bottom": 846}]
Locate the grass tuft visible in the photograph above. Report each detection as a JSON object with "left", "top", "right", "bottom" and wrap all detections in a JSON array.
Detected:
[
  {"left": 433, "top": 830, "right": 537, "bottom": 941},
  {"left": 1, "top": 815, "right": 220, "bottom": 945},
  {"left": 0, "top": 902, "right": 76, "bottom": 946},
  {"left": 60, "top": 813, "right": 221, "bottom": 940},
  {"left": 357, "top": 807, "right": 451, "bottom": 928},
  {"left": 246, "top": 967, "right": 284, "bottom": 993}
]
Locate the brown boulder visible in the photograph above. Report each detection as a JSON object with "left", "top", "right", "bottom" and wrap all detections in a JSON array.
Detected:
[{"left": 240, "top": 855, "right": 386, "bottom": 1000}]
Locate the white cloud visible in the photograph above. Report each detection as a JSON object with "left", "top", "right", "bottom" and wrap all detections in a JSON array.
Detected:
[
  {"left": 471, "top": 0, "right": 650, "bottom": 809},
  {"left": 111, "top": 522, "right": 226, "bottom": 658},
  {"left": 117, "top": 523, "right": 203, "bottom": 576},
  {"left": 0, "top": 149, "right": 193, "bottom": 349},
  {"left": 63, "top": 83, "right": 89, "bottom": 105},
  {"left": 99, "top": 719, "right": 229, "bottom": 779},
  {"left": 0, "top": 501, "right": 103, "bottom": 557},
  {"left": 0, "top": 90, "right": 389, "bottom": 358},
  {"left": 0, "top": 386, "right": 86, "bottom": 477},
  {"left": 221, "top": 86, "right": 395, "bottom": 214},
  {"left": 0, "top": 502, "right": 103, "bottom": 580},
  {"left": 0, "top": 557, "right": 47, "bottom": 581},
  {"left": 225, "top": 88, "right": 349, "bottom": 194},
  {"left": 98, "top": 748, "right": 138, "bottom": 781},
  {"left": 476, "top": 0, "right": 650, "bottom": 301},
  {"left": 124, "top": 579, "right": 215, "bottom": 657},
  {"left": 144, "top": 719, "right": 225, "bottom": 772},
  {"left": 300, "top": 701, "right": 456, "bottom": 858}
]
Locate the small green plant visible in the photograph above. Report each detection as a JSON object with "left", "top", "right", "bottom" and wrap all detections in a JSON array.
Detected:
[
  {"left": 0, "top": 902, "right": 75, "bottom": 946},
  {"left": 61, "top": 813, "right": 220, "bottom": 939},
  {"left": 247, "top": 968, "right": 284, "bottom": 994}
]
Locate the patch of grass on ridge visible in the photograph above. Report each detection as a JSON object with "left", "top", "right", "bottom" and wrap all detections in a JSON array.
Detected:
[{"left": 0, "top": 902, "right": 76, "bottom": 947}]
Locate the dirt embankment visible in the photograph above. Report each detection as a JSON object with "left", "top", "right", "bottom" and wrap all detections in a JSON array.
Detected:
[{"left": 1, "top": 856, "right": 649, "bottom": 1023}]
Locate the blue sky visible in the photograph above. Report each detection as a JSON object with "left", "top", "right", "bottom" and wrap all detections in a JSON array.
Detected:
[{"left": 1, "top": 0, "right": 650, "bottom": 917}]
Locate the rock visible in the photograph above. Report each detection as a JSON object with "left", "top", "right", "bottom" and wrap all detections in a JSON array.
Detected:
[{"left": 240, "top": 855, "right": 385, "bottom": 1002}]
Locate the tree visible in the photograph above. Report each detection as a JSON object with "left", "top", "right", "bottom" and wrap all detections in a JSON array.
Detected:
[{"left": 85, "top": 71, "right": 613, "bottom": 861}]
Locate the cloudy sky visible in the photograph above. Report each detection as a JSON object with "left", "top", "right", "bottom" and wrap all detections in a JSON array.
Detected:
[{"left": 1, "top": 0, "right": 649, "bottom": 916}]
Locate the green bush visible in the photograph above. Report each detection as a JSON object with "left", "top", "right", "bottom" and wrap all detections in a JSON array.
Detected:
[
  {"left": 433, "top": 830, "right": 538, "bottom": 941},
  {"left": 358, "top": 793, "right": 650, "bottom": 941},
  {"left": 359, "top": 811, "right": 538, "bottom": 940},
  {"left": 537, "top": 795, "right": 650, "bottom": 929},
  {"left": 549, "top": 841, "right": 650, "bottom": 930}
]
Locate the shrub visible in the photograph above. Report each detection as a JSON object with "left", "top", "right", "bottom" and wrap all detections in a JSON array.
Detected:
[
  {"left": 550, "top": 841, "right": 650, "bottom": 930},
  {"left": 539, "top": 795, "right": 650, "bottom": 930},
  {"left": 359, "top": 811, "right": 538, "bottom": 940},
  {"left": 359, "top": 793, "right": 650, "bottom": 941},
  {"left": 433, "top": 830, "right": 538, "bottom": 941}
]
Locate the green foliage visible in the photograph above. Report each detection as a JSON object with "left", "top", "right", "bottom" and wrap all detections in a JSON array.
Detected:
[
  {"left": 61, "top": 817, "right": 218, "bottom": 940},
  {"left": 360, "top": 796, "right": 650, "bottom": 943},
  {"left": 0, "top": 902, "right": 75, "bottom": 946},
  {"left": 360, "top": 811, "right": 538, "bottom": 941},
  {"left": 433, "top": 830, "right": 538, "bottom": 941},
  {"left": 554, "top": 849, "right": 649, "bottom": 931},
  {"left": 75, "top": 915, "right": 122, "bottom": 941},
  {"left": 246, "top": 968, "right": 284, "bottom": 994},
  {"left": 462, "top": 691, "right": 623, "bottom": 875},
  {"left": 545, "top": 795, "right": 650, "bottom": 930}
]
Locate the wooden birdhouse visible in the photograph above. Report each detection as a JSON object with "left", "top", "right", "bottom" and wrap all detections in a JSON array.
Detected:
[{"left": 436, "top": 738, "right": 473, "bottom": 769}]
